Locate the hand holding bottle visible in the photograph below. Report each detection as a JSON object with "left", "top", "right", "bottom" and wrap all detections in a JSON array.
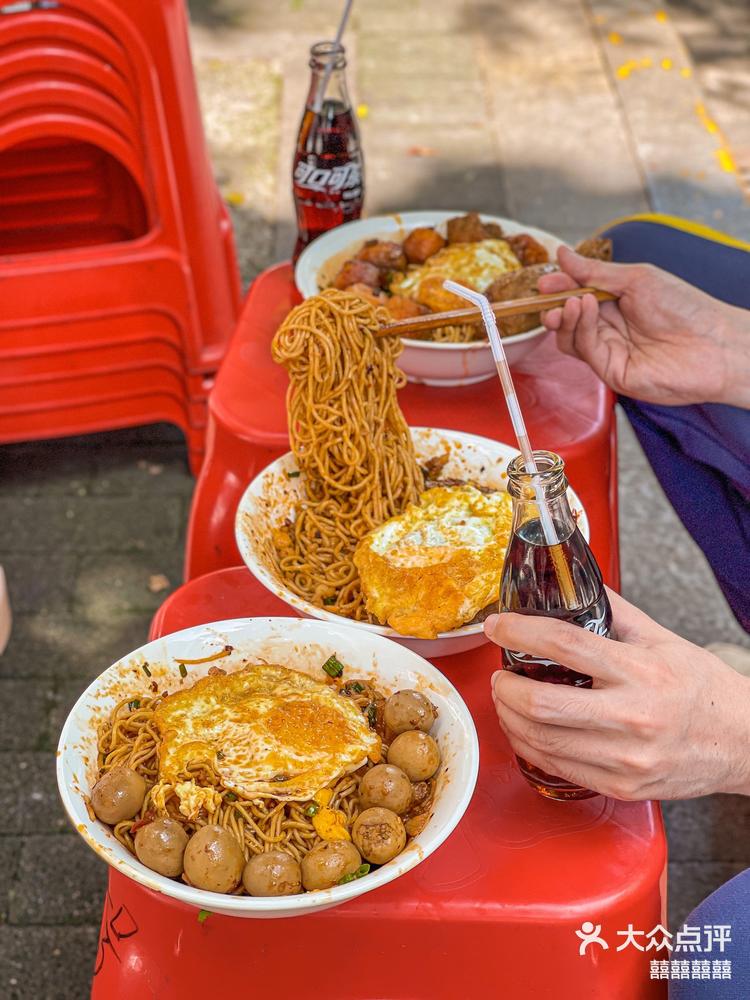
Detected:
[
  {"left": 539, "top": 247, "right": 750, "bottom": 409},
  {"left": 486, "top": 588, "right": 750, "bottom": 800}
]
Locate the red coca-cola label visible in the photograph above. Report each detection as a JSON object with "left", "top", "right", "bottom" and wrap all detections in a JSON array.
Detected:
[{"left": 293, "top": 160, "right": 362, "bottom": 197}]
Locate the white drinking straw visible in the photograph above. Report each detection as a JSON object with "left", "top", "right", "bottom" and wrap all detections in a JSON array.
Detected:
[
  {"left": 442, "top": 280, "right": 561, "bottom": 547},
  {"left": 312, "top": 0, "right": 355, "bottom": 114}
]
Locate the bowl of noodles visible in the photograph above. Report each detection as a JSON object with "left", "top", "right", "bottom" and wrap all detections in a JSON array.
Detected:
[
  {"left": 236, "top": 290, "right": 589, "bottom": 657},
  {"left": 294, "top": 210, "right": 568, "bottom": 386},
  {"left": 57, "top": 616, "right": 479, "bottom": 919},
  {"left": 236, "top": 428, "right": 588, "bottom": 657}
]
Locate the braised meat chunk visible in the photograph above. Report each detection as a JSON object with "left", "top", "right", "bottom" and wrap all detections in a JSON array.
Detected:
[
  {"left": 384, "top": 295, "right": 429, "bottom": 320},
  {"left": 446, "top": 211, "right": 489, "bottom": 244},
  {"left": 356, "top": 239, "right": 408, "bottom": 272},
  {"left": 332, "top": 259, "right": 382, "bottom": 290},
  {"left": 576, "top": 236, "right": 613, "bottom": 261},
  {"left": 402, "top": 227, "right": 446, "bottom": 264},
  {"left": 345, "top": 282, "right": 388, "bottom": 308},
  {"left": 505, "top": 233, "right": 550, "bottom": 266},
  {"left": 486, "top": 262, "right": 559, "bottom": 337}
]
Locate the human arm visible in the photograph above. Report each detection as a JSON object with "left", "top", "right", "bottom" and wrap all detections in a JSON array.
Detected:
[
  {"left": 486, "top": 588, "right": 750, "bottom": 800},
  {"left": 539, "top": 246, "right": 750, "bottom": 409}
]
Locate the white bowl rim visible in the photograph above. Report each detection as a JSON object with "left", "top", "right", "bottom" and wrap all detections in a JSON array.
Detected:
[
  {"left": 234, "top": 427, "right": 590, "bottom": 642},
  {"left": 56, "top": 615, "right": 480, "bottom": 915},
  {"left": 293, "top": 209, "right": 566, "bottom": 351}
]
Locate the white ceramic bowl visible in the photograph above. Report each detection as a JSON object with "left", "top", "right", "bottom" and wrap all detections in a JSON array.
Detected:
[
  {"left": 235, "top": 428, "right": 589, "bottom": 658},
  {"left": 294, "top": 210, "right": 567, "bottom": 387},
  {"left": 57, "top": 616, "right": 479, "bottom": 919}
]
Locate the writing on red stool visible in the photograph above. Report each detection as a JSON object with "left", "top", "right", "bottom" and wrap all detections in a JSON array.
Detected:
[{"left": 94, "top": 890, "right": 139, "bottom": 976}]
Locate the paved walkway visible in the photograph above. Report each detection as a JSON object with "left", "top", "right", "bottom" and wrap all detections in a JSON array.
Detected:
[{"left": 1, "top": 1, "right": 749, "bottom": 996}]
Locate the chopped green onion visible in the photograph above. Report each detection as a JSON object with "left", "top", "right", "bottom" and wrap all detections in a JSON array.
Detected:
[
  {"left": 323, "top": 597, "right": 336, "bottom": 606},
  {"left": 197, "top": 909, "right": 212, "bottom": 924},
  {"left": 225, "top": 792, "right": 237, "bottom": 802},
  {"left": 127, "top": 699, "right": 141, "bottom": 711},
  {"left": 365, "top": 703, "right": 377, "bottom": 729},
  {"left": 287, "top": 470, "right": 301, "bottom": 478},
  {"left": 178, "top": 663, "right": 187, "bottom": 678},
  {"left": 141, "top": 664, "right": 152, "bottom": 678},
  {"left": 322, "top": 654, "right": 344, "bottom": 678},
  {"left": 305, "top": 802, "right": 320, "bottom": 817},
  {"left": 338, "top": 863, "right": 370, "bottom": 885},
  {"left": 352, "top": 682, "right": 364, "bottom": 694}
]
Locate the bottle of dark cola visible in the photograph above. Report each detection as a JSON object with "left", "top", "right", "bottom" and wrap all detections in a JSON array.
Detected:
[
  {"left": 499, "top": 451, "right": 612, "bottom": 801},
  {"left": 292, "top": 41, "right": 364, "bottom": 261}
]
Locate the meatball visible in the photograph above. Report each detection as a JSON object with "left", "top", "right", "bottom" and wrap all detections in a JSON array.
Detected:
[
  {"left": 384, "top": 690, "right": 437, "bottom": 735},
  {"left": 383, "top": 295, "right": 429, "bottom": 321},
  {"left": 332, "top": 259, "right": 382, "bottom": 290},
  {"left": 134, "top": 818, "right": 189, "bottom": 878},
  {"left": 402, "top": 227, "right": 446, "bottom": 264},
  {"left": 359, "top": 764, "right": 412, "bottom": 815},
  {"left": 575, "top": 236, "right": 613, "bottom": 261},
  {"left": 387, "top": 731, "right": 441, "bottom": 781},
  {"left": 242, "top": 851, "right": 302, "bottom": 897},
  {"left": 352, "top": 807, "right": 406, "bottom": 865},
  {"left": 485, "top": 263, "right": 559, "bottom": 337},
  {"left": 300, "top": 840, "right": 362, "bottom": 891},
  {"left": 505, "top": 233, "right": 550, "bottom": 266},
  {"left": 183, "top": 825, "right": 244, "bottom": 894},
  {"left": 356, "top": 240, "right": 407, "bottom": 272},
  {"left": 446, "top": 212, "right": 488, "bottom": 244},
  {"left": 91, "top": 766, "right": 146, "bottom": 825}
]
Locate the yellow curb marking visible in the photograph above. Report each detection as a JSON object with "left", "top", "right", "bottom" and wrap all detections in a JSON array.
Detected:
[
  {"left": 695, "top": 101, "right": 719, "bottom": 135},
  {"left": 616, "top": 57, "right": 653, "bottom": 79},
  {"left": 716, "top": 148, "right": 738, "bottom": 174}
]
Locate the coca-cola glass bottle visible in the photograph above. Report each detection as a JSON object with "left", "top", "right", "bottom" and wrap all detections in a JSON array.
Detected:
[
  {"left": 499, "top": 451, "right": 612, "bottom": 801},
  {"left": 292, "top": 41, "right": 364, "bottom": 261}
]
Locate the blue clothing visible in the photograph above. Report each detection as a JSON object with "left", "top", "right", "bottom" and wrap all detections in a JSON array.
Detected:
[
  {"left": 601, "top": 218, "right": 750, "bottom": 632},
  {"left": 669, "top": 868, "right": 750, "bottom": 999},
  {"left": 601, "top": 218, "right": 750, "bottom": 998}
]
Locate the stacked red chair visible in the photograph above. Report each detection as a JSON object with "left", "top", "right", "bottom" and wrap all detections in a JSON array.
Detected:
[{"left": 0, "top": 0, "right": 241, "bottom": 473}]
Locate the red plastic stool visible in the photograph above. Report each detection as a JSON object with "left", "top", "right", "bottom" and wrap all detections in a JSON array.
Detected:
[
  {"left": 0, "top": 0, "right": 241, "bottom": 470},
  {"left": 186, "top": 264, "right": 620, "bottom": 583},
  {"left": 92, "top": 568, "right": 667, "bottom": 999}
]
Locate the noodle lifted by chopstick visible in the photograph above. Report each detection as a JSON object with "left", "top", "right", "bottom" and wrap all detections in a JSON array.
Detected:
[{"left": 271, "top": 289, "right": 423, "bottom": 620}]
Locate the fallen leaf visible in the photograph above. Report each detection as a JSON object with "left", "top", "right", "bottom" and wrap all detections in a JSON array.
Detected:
[
  {"left": 407, "top": 145, "right": 438, "bottom": 157},
  {"left": 148, "top": 574, "right": 170, "bottom": 593}
]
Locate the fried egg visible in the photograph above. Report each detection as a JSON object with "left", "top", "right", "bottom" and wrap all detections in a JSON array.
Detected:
[
  {"left": 153, "top": 664, "right": 380, "bottom": 805},
  {"left": 389, "top": 239, "right": 521, "bottom": 310},
  {"left": 354, "top": 485, "right": 513, "bottom": 639}
]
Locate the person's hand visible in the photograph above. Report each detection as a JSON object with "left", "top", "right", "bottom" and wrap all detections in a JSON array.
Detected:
[
  {"left": 538, "top": 246, "right": 750, "bottom": 408},
  {"left": 486, "top": 589, "right": 750, "bottom": 800}
]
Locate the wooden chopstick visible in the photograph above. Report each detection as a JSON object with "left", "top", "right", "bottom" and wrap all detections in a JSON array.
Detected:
[{"left": 376, "top": 286, "right": 617, "bottom": 338}]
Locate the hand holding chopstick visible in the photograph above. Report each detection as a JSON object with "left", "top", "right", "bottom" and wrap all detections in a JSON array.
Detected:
[{"left": 376, "top": 286, "right": 617, "bottom": 338}]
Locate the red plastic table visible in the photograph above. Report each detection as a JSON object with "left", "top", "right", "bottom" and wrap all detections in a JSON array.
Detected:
[
  {"left": 92, "top": 569, "right": 667, "bottom": 1000},
  {"left": 184, "top": 263, "right": 620, "bottom": 586}
]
